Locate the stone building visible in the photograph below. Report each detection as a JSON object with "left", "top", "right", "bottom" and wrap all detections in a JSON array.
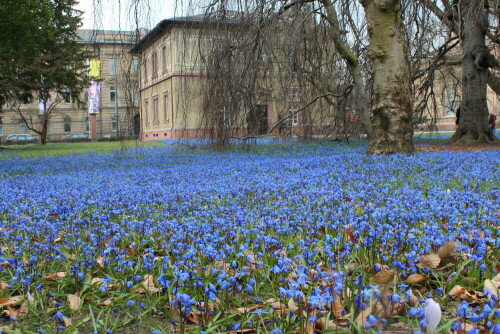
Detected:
[{"left": 0, "top": 29, "right": 141, "bottom": 142}]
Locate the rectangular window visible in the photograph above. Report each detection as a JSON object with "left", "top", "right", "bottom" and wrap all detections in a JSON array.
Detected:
[
  {"left": 110, "top": 86, "right": 116, "bottom": 103},
  {"left": 152, "top": 52, "right": 158, "bottom": 79},
  {"left": 111, "top": 117, "right": 117, "bottom": 131},
  {"left": 133, "top": 59, "right": 139, "bottom": 73},
  {"left": 163, "top": 92, "right": 169, "bottom": 122},
  {"left": 144, "top": 100, "right": 149, "bottom": 125},
  {"left": 153, "top": 96, "right": 159, "bottom": 124},
  {"left": 19, "top": 121, "right": 27, "bottom": 134},
  {"left": 288, "top": 107, "right": 299, "bottom": 127},
  {"left": 143, "top": 59, "right": 148, "bottom": 83},
  {"left": 0, "top": 121, "right": 3, "bottom": 136},
  {"left": 109, "top": 58, "right": 116, "bottom": 75},
  {"left": 162, "top": 46, "right": 166, "bottom": 73}
]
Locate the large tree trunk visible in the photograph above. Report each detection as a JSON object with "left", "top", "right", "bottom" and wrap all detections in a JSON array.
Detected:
[
  {"left": 360, "top": 0, "right": 414, "bottom": 155},
  {"left": 321, "top": 0, "right": 372, "bottom": 138},
  {"left": 451, "top": 1, "right": 499, "bottom": 144}
]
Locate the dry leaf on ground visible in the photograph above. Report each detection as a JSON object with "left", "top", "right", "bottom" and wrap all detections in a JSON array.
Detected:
[
  {"left": 438, "top": 241, "right": 459, "bottom": 259},
  {"left": 417, "top": 254, "right": 441, "bottom": 269},
  {"left": 404, "top": 273, "right": 427, "bottom": 285},
  {"left": 44, "top": 272, "right": 66, "bottom": 281},
  {"left": 370, "top": 270, "right": 395, "bottom": 284},
  {"left": 67, "top": 293, "right": 81, "bottom": 310},
  {"left": 449, "top": 285, "right": 484, "bottom": 304},
  {"left": 483, "top": 273, "right": 500, "bottom": 298},
  {"left": 0, "top": 296, "right": 23, "bottom": 308}
]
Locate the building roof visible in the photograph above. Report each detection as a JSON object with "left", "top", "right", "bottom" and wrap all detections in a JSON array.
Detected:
[
  {"left": 77, "top": 29, "right": 145, "bottom": 45},
  {"left": 130, "top": 10, "right": 247, "bottom": 54}
]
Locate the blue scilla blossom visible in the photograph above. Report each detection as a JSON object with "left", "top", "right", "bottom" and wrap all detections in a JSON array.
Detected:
[
  {"left": 53, "top": 311, "right": 64, "bottom": 322},
  {"left": 270, "top": 327, "right": 283, "bottom": 334},
  {"left": 492, "top": 324, "right": 500, "bottom": 334},
  {"left": 171, "top": 293, "right": 196, "bottom": 313},
  {"left": 466, "top": 329, "right": 479, "bottom": 334},
  {"left": 457, "top": 301, "right": 470, "bottom": 317},
  {"left": 229, "top": 322, "right": 241, "bottom": 330},
  {"left": 450, "top": 322, "right": 462, "bottom": 332}
]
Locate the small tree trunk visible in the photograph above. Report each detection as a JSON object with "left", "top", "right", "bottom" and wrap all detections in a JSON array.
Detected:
[
  {"left": 360, "top": 0, "right": 414, "bottom": 155},
  {"left": 450, "top": 1, "right": 498, "bottom": 144},
  {"left": 322, "top": 0, "right": 372, "bottom": 138},
  {"left": 40, "top": 118, "right": 48, "bottom": 145}
]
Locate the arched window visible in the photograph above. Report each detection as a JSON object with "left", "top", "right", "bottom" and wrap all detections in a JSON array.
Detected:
[
  {"left": 63, "top": 116, "right": 71, "bottom": 133},
  {"left": 18, "top": 120, "right": 27, "bottom": 134},
  {"left": 85, "top": 117, "right": 90, "bottom": 132}
]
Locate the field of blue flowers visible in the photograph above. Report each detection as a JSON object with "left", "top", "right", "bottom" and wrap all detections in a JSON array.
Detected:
[{"left": 0, "top": 143, "right": 499, "bottom": 334}]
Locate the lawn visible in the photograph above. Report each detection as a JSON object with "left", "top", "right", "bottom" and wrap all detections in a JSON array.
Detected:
[
  {"left": 0, "top": 140, "right": 165, "bottom": 158},
  {"left": 0, "top": 142, "right": 498, "bottom": 334}
]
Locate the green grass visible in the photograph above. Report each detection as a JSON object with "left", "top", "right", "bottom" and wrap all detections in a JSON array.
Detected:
[{"left": 0, "top": 140, "right": 165, "bottom": 158}]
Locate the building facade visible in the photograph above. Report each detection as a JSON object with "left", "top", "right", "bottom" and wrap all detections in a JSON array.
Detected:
[
  {"left": 131, "top": 12, "right": 349, "bottom": 141},
  {"left": 0, "top": 29, "right": 140, "bottom": 142}
]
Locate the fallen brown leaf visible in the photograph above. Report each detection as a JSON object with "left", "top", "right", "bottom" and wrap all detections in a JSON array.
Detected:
[
  {"left": 483, "top": 273, "right": 500, "bottom": 298},
  {"left": 101, "top": 299, "right": 112, "bottom": 306},
  {"left": 448, "top": 285, "right": 484, "bottom": 305},
  {"left": 370, "top": 270, "right": 395, "bottom": 284},
  {"left": 63, "top": 316, "right": 72, "bottom": 327},
  {"left": 0, "top": 296, "right": 23, "bottom": 307},
  {"left": 404, "top": 273, "right": 427, "bottom": 285},
  {"left": 44, "top": 272, "right": 66, "bottom": 281},
  {"left": 67, "top": 293, "right": 81, "bottom": 310},
  {"left": 438, "top": 241, "right": 459, "bottom": 260},
  {"left": 417, "top": 254, "right": 441, "bottom": 269}
]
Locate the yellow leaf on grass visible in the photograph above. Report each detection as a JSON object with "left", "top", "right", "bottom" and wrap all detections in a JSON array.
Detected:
[
  {"left": 417, "top": 254, "right": 441, "bottom": 269},
  {"left": 67, "top": 294, "right": 81, "bottom": 310},
  {"left": 404, "top": 273, "right": 427, "bottom": 285},
  {"left": 370, "top": 270, "right": 395, "bottom": 284}
]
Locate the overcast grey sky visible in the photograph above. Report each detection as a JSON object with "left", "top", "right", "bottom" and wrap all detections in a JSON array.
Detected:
[{"left": 76, "top": 0, "right": 190, "bottom": 31}]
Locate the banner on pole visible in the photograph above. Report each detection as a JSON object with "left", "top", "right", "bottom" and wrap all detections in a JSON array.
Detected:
[
  {"left": 88, "top": 80, "right": 101, "bottom": 114},
  {"left": 89, "top": 60, "right": 101, "bottom": 79}
]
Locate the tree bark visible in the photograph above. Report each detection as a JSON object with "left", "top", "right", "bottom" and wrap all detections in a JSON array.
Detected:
[
  {"left": 360, "top": 0, "right": 414, "bottom": 154},
  {"left": 321, "top": 0, "right": 372, "bottom": 139},
  {"left": 450, "top": 1, "right": 499, "bottom": 144}
]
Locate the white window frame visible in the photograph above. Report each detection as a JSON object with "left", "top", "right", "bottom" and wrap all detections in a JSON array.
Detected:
[
  {"left": 163, "top": 92, "right": 169, "bottom": 122},
  {"left": 109, "top": 58, "right": 116, "bottom": 75}
]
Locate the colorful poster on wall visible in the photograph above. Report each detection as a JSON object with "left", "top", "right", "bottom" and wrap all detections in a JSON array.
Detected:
[
  {"left": 89, "top": 60, "right": 101, "bottom": 79},
  {"left": 88, "top": 80, "right": 101, "bottom": 114}
]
